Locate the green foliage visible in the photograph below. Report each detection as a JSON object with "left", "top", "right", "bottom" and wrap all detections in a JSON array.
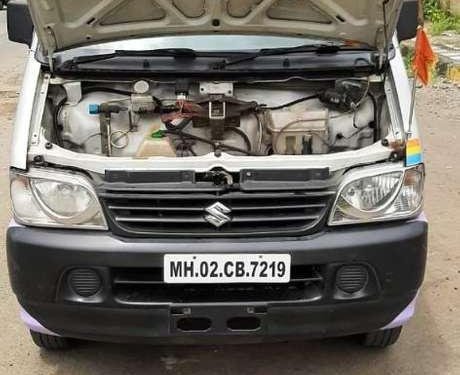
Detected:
[
  {"left": 403, "top": 48, "right": 414, "bottom": 77},
  {"left": 424, "top": 0, "right": 460, "bottom": 35}
]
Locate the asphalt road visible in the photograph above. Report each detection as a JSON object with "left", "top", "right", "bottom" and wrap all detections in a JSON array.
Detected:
[{"left": 0, "top": 11, "right": 459, "bottom": 375}]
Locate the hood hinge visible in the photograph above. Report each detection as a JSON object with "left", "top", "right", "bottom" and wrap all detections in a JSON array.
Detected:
[
  {"left": 45, "top": 26, "right": 57, "bottom": 72},
  {"left": 375, "top": 27, "right": 387, "bottom": 69}
]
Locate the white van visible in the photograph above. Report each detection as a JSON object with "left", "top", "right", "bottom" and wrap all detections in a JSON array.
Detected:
[{"left": 6, "top": 0, "right": 427, "bottom": 350}]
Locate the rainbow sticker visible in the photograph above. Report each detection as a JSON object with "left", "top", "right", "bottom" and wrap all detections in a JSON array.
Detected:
[{"left": 406, "top": 139, "right": 423, "bottom": 166}]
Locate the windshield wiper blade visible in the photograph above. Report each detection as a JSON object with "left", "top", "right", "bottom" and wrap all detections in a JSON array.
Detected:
[
  {"left": 212, "top": 42, "right": 368, "bottom": 69},
  {"left": 71, "top": 48, "right": 197, "bottom": 65}
]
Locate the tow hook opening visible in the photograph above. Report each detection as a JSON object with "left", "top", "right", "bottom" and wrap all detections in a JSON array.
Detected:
[
  {"left": 177, "top": 317, "right": 212, "bottom": 332},
  {"left": 227, "top": 316, "right": 261, "bottom": 331}
]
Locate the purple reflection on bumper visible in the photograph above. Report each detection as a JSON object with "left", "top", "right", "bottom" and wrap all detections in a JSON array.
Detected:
[
  {"left": 20, "top": 307, "right": 59, "bottom": 336},
  {"left": 410, "top": 212, "right": 428, "bottom": 223},
  {"left": 381, "top": 292, "right": 419, "bottom": 330},
  {"left": 380, "top": 212, "right": 426, "bottom": 329}
]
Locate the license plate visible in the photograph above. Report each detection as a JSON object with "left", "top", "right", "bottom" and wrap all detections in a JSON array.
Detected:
[{"left": 164, "top": 254, "right": 291, "bottom": 284}]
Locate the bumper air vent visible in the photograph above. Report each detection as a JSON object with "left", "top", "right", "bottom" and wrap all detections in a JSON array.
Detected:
[
  {"left": 336, "top": 265, "right": 369, "bottom": 294},
  {"left": 67, "top": 268, "right": 102, "bottom": 297}
]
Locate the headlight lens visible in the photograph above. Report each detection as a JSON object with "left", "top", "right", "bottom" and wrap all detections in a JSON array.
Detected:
[
  {"left": 10, "top": 169, "right": 107, "bottom": 230},
  {"left": 329, "top": 165, "right": 424, "bottom": 225}
]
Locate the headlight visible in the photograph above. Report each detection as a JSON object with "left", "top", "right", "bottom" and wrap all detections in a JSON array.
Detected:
[
  {"left": 329, "top": 165, "right": 424, "bottom": 225},
  {"left": 10, "top": 168, "right": 107, "bottom": 230}
]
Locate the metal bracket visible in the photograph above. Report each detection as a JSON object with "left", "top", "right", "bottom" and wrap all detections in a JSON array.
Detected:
[
  {"left": 200, "top": 82, "right": 234, "bottom": 96},
  {"left": 384, "top": 73, "right": 404, "bottom": 142},
  {"left": 99, "top": 113, "right": 112, "bottom": 156}
]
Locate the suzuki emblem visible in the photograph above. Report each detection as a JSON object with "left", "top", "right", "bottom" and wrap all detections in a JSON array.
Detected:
[{"left": 205, "top": 202, "right": 232, "bottom": 228}]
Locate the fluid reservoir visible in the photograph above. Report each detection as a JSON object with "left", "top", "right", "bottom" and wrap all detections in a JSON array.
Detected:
[
  {"left": 267, "top": 109, "right": 329, "bottom": 155},
  {"left": 136, "top": 128, "right": 176, "bottom": 158}
]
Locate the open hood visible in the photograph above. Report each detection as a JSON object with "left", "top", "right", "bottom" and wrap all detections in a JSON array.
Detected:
[{"left": 28, "top": 0, "right": 403, "bottom": 57}]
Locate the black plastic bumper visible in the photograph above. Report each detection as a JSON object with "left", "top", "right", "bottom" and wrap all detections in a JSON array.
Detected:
[{"left": 7, "top": 219, "right": 427, "bottom": 344}]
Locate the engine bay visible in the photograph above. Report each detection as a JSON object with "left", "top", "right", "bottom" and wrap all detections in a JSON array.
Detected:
[{"left": 43, "top": 78, "right": 391, "bottom": 158}]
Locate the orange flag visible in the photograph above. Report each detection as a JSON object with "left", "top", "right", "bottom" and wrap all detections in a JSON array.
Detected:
[{"left": 412, "top": 27, "right": 437, "bottom": 85}]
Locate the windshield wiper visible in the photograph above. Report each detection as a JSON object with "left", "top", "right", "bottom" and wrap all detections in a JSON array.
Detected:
[
  {"left": 212, "top": 42, "right": 370, "bottom": 69},
  {"left": 63, "top": 43, "right": 372, "bottom": 70},
  {"left": 70, "top": 48, "right": 198, "bottom": 65}
]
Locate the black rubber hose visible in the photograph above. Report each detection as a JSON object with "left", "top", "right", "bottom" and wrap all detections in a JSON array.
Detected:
[
  {"left": 164, "top": 129, "right": 258, "bottom": 156},
  {"left": 81, "top": 86, "right": 132, "bottom": 96},
  {"left": 178, "top": 118, "right": 193, "bottom": 131},
  {"left": 367, "top": 92, "right": 380, "bottom": 142},
  {"left": 53, "top": 96, "right": 67, "bottom": 147},
  {"left": 166, "top": 119, "right": 252, "bottom": 155},
  {"left": 226, "top": 127, "right": 252, "bottom": 152},
  {"left": 262, "top": 94, "right": 319, "bottom": 111},
  {"left": 165, "top": 119, "right": 194, "bottom": 156}
]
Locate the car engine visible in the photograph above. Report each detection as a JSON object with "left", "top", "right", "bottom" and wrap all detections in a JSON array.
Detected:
[{"left": 45, "top": 78, "right": 388, "bottom": 158}]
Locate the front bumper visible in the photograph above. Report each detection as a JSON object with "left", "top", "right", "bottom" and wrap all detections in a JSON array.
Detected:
[{"left": 7, "top": 217, "right": 427, "bottom": 344}]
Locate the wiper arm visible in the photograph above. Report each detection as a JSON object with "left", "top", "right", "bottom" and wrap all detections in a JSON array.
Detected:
[
  {"left": 213, "top": 42, "right": 370, "bottom": 69},
  {"left": 71, "top": 48, "right": 197, "bottom": 65}
]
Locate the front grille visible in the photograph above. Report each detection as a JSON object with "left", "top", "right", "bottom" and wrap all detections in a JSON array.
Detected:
[
  {"left": 111, "top": 266, "right": 324, "bottom": 304},
  {"left": 99, "top": 186, "right": 335, "bottom": 237}
]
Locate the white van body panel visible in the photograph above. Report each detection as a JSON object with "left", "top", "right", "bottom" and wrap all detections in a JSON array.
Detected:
[{"left": 10, "top": 38, "right": 41, "bottom": 170}]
